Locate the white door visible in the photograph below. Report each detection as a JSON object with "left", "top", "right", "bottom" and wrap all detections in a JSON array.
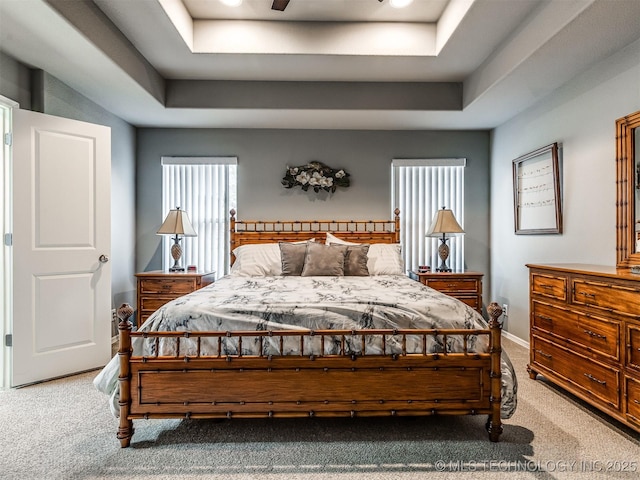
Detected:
[{"left": 11, "top": 109, "right": 111, "bottom": 386}]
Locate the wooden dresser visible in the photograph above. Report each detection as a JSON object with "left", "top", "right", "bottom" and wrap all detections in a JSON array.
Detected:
[
  {"left": 527, "top": 263, "right": 640, "bottom": 433},
  {"left": 135, "top": 270, "right": 216, "bottom": 327},
  {"left": 412, "top": 271, "right": 483, "bottom": 314}
]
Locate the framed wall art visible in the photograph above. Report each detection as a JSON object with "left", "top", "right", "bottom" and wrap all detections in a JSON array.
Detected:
[{"left": 512, "top": 143, "right": 562, "bottom": 234}]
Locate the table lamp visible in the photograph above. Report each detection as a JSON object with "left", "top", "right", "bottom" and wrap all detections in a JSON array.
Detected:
[
  {"left": 426, "top": 206, "right": 464, "bottom": 272},
  {"left": 157, "top": 207, "right": 197, "bottom": 272}
]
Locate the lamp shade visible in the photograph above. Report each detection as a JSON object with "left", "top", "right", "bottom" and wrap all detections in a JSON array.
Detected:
[
  {"left": 426, "top": 207, "right": 464, "bottom": 236},
  {"left": 157, "top": 207, "right": 197, "bottom": 237}
]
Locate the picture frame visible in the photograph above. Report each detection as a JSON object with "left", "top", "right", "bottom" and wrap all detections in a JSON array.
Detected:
[{"left": 512, "top": 143, "right": 562, "bottom": 234}]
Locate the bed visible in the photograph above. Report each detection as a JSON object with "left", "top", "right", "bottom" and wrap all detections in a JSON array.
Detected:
[{"left": 95, "top": 209, "right": 517, "bottom": 447}]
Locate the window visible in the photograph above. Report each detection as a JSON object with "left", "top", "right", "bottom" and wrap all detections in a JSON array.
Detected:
[
  {"left": 162, "top": 157, "right": 237, "bottom": 278},
  {"left": 391, "top": 159, "right": 465, "bottom": 273}
]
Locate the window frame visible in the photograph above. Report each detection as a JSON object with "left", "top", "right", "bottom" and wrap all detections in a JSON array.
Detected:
[
  {"left": 391, "top": 158, "right": 466, "bottom": 273},
  {"left": 161, "top": 156, "right": 238, "bottom": 277}
]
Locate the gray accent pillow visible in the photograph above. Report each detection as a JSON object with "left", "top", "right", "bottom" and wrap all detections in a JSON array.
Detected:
[
  {"left": 301, "top": 242, "right": 348, "bottom": 276},
  {"left": 336, "top": 243, "right": 370, "bottom": 276},
  {"left": 279, "top": 241, "right": 309, "bottom": 276}
]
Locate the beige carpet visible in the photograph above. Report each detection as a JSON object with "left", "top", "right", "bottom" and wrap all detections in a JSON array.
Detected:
[{"left": 0, "top": 338, "right": 638, "bottom": 480}]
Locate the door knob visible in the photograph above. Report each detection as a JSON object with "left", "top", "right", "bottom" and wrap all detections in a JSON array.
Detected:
[{"left": 99, "top": 254, "right": 109, "bottom": 263}]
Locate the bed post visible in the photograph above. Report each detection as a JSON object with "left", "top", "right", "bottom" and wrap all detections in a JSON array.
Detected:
[
  {"left": 393, "top": 207, "right": 400, "bottom": 243},
  {"left": 116, "top": 303, "right": 134, "bottom": 448},
  {"left": 486, "top": 302, "right": 503, "bottom": 442},
  {"left": 230, "top": 209, "right": 237, "bottom": 265}
]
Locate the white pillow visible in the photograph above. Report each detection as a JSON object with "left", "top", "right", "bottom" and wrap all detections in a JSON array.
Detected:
[
  {"left": 325, "top": 233, "right": 403, "bottom": 275},
  {"left": 230, "top": 243, "right": 282, "bottom": 276},
  {"left": 230, "top": 240, "right": 315, "bottom": 276},
  {"left": 325, "top": 232, "right": 360, "bottom": 245},
  {"left": 367, "top": 243, "right": 404, "bottom": 275}
]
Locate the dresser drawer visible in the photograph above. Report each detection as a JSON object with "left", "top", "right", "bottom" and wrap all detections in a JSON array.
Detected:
[
  {"left": 456, "top": 296, "right": 480, "bottom": 310},
  {"left": 628, "top": 325, "right": 640, "bottom": 370},
  {"left": 532, "top": 301, "right": 620, "bottom": 360},
  {"left": 531, "top": 336, "right": 620, "bottom": 409},
  {"left": 626, "top": 377, "right": 640, "bottom": 426},
  {"left": 139, "top": 278, "right": 196, "bottom": 295},
  {"left": 425, "top": 278, "right": 479, "bottom": 293},
  {"left": 138, "top": 312, "right": 157, "bottom": 325},
  {"left": 531, "top": 273, "right": 567, "bottom": 301},
  {"left": 572, "top": 279, "right": 640, "bottom": 317},
  {"left": 140, "top": 296, "right": 177, "bottom": 312}
]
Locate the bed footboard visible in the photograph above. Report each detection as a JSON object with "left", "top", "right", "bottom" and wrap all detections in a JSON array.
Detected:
[{"left": 116, "top": 303, "right": 503, "bottom": 447}]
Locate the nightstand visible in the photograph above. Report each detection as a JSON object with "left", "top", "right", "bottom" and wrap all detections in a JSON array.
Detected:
[
  {"left": 412, "top": 271, "right": 483, "bottom": 314},
  {"left": 135, "top": 270, "right": 216, "bottom": 327}
]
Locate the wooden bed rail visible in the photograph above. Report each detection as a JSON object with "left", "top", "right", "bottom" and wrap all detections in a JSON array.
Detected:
[
  {"left": 116, "top": 302, "right": 504, "bottom": 447},
  {"left": 128, "top": 328, "right": 491, "bottom": 359}
]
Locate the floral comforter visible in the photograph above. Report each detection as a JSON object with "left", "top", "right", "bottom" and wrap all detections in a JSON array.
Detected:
[{"left": 94, "top": 275, "right": 517, "bottom": 418}]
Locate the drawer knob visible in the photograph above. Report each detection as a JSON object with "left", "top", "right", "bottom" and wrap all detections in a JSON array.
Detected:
[
  {"left": 634, "top": 399, "right": 640, "bottom": 405},
  {"left": 535, "top": 349, "right": 552, "bottom": 360},
  {"left": 583, "top": 329, "right": 606, "bottom": 340},
  {"left": 539, "top": 284, "right": 554, "bottom": 289},
  {"left": 538, "top": 314, "right": 553, "bottom": 322},
  {"left": 583, "top": 373, "right": 606, "bottom": 386}
]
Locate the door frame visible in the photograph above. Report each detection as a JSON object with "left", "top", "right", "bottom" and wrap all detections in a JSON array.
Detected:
[{"left": 0, "top": 95, "right": 18, "bottom": 390}]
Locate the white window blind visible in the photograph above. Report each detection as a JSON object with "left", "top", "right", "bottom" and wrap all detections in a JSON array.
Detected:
[
  {"left": 391, "top": 158, "right": 465, "bottom": 273},
  {"left": 161, "top": 157, "right": 237, "bottom": 278}
]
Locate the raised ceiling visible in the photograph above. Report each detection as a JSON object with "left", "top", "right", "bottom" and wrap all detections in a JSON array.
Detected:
[
  {"left": 2, "top": 0, "right": 640, "bottom": 130},
  {"left": 182, "top": 0, "right": 449, "bottom": 22}
]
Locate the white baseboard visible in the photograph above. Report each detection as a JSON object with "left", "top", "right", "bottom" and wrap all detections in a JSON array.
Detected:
[{"left": 502, "top": 330, "right": 529, "bottom": 348}]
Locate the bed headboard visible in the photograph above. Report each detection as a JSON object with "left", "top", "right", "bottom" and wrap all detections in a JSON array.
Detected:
[{"left": 230, "top": 208, "right": 400, "bottom": 262}]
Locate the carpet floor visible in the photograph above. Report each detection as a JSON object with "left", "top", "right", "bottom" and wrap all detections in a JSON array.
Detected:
[{"left": 0, "top": 338, "right": 639, "bottom": 480}]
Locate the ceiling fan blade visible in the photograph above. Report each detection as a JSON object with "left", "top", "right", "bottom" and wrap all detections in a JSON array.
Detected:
[{"left": 271, "top": 0, "right": 290, "bottom": 11}]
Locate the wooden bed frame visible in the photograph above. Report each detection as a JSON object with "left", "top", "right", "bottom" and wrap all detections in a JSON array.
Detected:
[{"left": 116, "top": 209, "right": 504, "bottom": 447}]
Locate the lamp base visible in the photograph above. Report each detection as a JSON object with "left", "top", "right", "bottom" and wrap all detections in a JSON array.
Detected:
[
  {"left": 436, "top": 237, "right": 451, "bottom": 273},
  {"left": 169, "top": 236, "right": 184, "bottom": 272}
]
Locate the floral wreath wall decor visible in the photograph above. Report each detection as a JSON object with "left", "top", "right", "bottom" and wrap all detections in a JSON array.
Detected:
[{"left": 282, "top": 161, "right": 350, "bottom": 193}]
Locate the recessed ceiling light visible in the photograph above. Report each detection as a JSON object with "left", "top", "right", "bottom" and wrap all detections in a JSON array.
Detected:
[
  {"left": 219, "top": 0, "right": 243, "bottom": 7},
  {"left": 389, "top": 0, "right": 414, "bottom": 8}
]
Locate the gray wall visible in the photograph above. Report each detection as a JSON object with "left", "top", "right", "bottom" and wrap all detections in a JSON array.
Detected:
[
  {"left": 0, "top": 52, "right": 137, "bottom": 309},
  {"left": 0, "top": 52, "right": 31, "bottom": 109},
  {"left": 136, "top": 128, "right": 492, "bottom": 303},
  {"left": 490, "top": 37, "right": 640, "bottom": 341}
]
